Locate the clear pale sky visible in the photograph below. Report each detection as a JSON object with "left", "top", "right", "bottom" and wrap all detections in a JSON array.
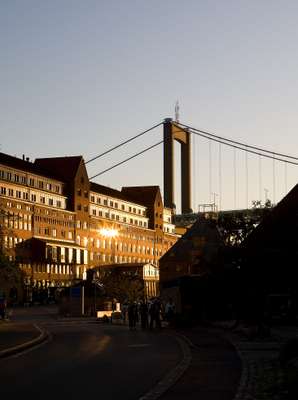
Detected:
[{"left": 1, "top": 1, "right": 298, "bottom": 212}]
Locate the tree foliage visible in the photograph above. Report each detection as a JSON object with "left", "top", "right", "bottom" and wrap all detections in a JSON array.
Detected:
[
  {"left": 0, "top": 202, "right": 24, "bottom": 299},
  {"left": 217, "top": 200, "right": 273, "bottom": 247},
  {"left": 0, "top": 252, "right": 24, "bottom": 298},
  {"left": 94, "top": 268, "right": 144, "bottom": 303}
]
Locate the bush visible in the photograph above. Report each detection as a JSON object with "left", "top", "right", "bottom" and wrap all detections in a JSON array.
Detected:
[
  {"left": 284, "top": 358, "right": 298, "bottom": 400},
  {"left": 279, "top": 338, "right": 298, "bottom": 367}
]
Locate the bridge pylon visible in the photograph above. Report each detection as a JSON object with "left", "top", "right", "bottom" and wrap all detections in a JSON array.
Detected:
[{"left": 163, "top": 118, "right": 192, "bottom": 214}]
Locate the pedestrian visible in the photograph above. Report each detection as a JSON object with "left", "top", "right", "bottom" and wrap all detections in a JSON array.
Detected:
[
  {"left": 121, "top": 302, "right": 128, "bottom": 324},
  {"left": 165, "top": 298, "right": 176, "bottom": 326},
  {"left": 140, "top": 300, "right": 149, "bottom": 330},
  {"left": 128, "top": 302, "right": 138, "bottom": 330},
  {"left": 149, "top": 298, "right": 162, "bottom": 330},
  {"left": 0, "top": 296, "right": 7, "bottom": 320}
]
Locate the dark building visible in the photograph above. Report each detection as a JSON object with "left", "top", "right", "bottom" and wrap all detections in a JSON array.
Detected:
[
  {"left": 240, "top": 183, "right": 298, "bottom": 323},
  {"left": 159, "top": 217, "right": 226, "bottom": 319}
]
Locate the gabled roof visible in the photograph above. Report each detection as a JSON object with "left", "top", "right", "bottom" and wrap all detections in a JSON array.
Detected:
[
  {"left": 0, "top": 152, "right": 62, "bottom": 181},
  {"left": 35, "top": 156, "right": 83, "bottom": 182},
  {"left": 160, "top": 217, "right": 225, "bottom": 263},
  {"left": 121, "top": 186, "right": 161, "bottom": 207}
]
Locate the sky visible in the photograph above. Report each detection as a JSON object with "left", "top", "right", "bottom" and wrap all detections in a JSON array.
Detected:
[{"left": 1, "top": 0, "right": 298, "bottom": 212}]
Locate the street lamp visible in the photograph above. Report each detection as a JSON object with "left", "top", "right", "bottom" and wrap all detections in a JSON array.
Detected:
[{"left": 82, "top": 269, "right": 87, "bottom": 315}]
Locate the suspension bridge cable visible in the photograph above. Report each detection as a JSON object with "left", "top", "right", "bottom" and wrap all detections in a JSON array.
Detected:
[
  {"left": 218, "top": 143, "right": 222, "bottom": 211},
  {"left": 175, "top": 122, "right": 298, "bottom": 161},
  {"left": 273, "top": 154, "right": 276, "bottom": 204},
  {"left": 85, "top": 122, "right": 163, "bottom": 164},
  {"left": 89, "top": 140, "right": 163, "bottom": 179},
  {"left": 259, "top": 155, "right": 262, "bottom": 203},
  {"left": 193, "top": 133, "right": 196, "bottom": 211},
  {"left": 245, "top": 147, "right": 248, "bottom": 209},
  {"left": 188, "top": 129, "right": 298, "bottom": 166},
  {"left": 209, "top": 140, "right": 212, "bottom": 202},
  {"left": 284, "top": 162, "right": 288, "bottom": 196},
  {"left": 234, "top": 148, "right": 236, "bottom": 209}
]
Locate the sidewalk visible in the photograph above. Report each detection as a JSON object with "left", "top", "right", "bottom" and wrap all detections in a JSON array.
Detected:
[
  {"left": 208, "top": 322, "right": 298, "bottom": 400},
  {"left": 0, "top": 320, "right": 47, "bottom": 358}
]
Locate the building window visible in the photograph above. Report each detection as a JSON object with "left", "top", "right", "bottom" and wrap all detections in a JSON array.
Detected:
[
  {"left": 49, "top": 198, "right": 54, "bottom": 206},
  {"left": 91, "top": 195, "right": 95, "bottom": 202},
  {"left": 29, "top": 178, "right": 34, "bottom": 186},
  {"left": 77, "top": 204, "right": 81, "bottom": 211},
  {"left": 77, "top": 189, "right": 81, "bottom": 196}
]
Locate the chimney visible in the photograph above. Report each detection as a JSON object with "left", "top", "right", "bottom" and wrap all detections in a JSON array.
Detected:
[{"left": 22, "top": 154, "right": 25, "bottom": 160}]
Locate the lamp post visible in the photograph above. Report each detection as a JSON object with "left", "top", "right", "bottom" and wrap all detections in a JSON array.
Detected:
[{"left": 81, "top": 269, "right": 87, "bottom": 315}]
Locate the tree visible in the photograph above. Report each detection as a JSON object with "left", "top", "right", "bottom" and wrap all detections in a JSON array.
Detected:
[
  {"left": 217, "top": 200, "right": 273, "bottom": 247},
  {"left": 0, "top": 202, "right": 24, "bottom": 302},
  {"left": 95, "top": 268, "right": 144, "bottom": 303},
  {"left": 0, "top": 252, "right": 24, "bottom": 302}
]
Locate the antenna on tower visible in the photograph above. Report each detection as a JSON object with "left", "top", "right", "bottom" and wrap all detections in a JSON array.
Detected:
[{"left": 174, "top": 100, "right": 180, "bottom": 123}]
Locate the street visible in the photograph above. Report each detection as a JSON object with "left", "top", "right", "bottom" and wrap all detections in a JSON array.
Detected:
[{"left": 0, "top": 306, "right": 183, "bottom": 400}]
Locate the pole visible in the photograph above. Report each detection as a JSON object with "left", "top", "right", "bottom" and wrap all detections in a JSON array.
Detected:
[
  {"left": 82, "top": 285, "right": 85, "bottom": 315},
  {"left": 94, "top": 281, "right": 97, "bottom": 317}
]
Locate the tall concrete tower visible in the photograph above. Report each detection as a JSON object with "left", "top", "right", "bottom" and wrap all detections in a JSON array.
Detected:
[{"left": 163, "top": 118, "right": 192, "bottom": 214}]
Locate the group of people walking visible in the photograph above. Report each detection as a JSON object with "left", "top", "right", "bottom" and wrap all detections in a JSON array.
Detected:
[{"left": 122, "top": 297, "right": 176, "bottom": 331}]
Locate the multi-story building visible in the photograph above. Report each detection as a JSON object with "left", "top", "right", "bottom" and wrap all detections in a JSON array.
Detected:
[{"left": 0, "top": 152, "right": 177, "bottom": 301}]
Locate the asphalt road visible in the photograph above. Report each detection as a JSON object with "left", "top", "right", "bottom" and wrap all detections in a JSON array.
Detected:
[{"left": 1, "top": 307, "right": 182, "bottom": 400}]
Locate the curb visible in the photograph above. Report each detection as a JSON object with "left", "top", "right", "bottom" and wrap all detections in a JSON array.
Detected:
[
  {"left": 139, "top": 332, "right": 192, "bottom": 400},
  {"left": 0, "top": 324, "right": 50, "bottom": 359}
]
